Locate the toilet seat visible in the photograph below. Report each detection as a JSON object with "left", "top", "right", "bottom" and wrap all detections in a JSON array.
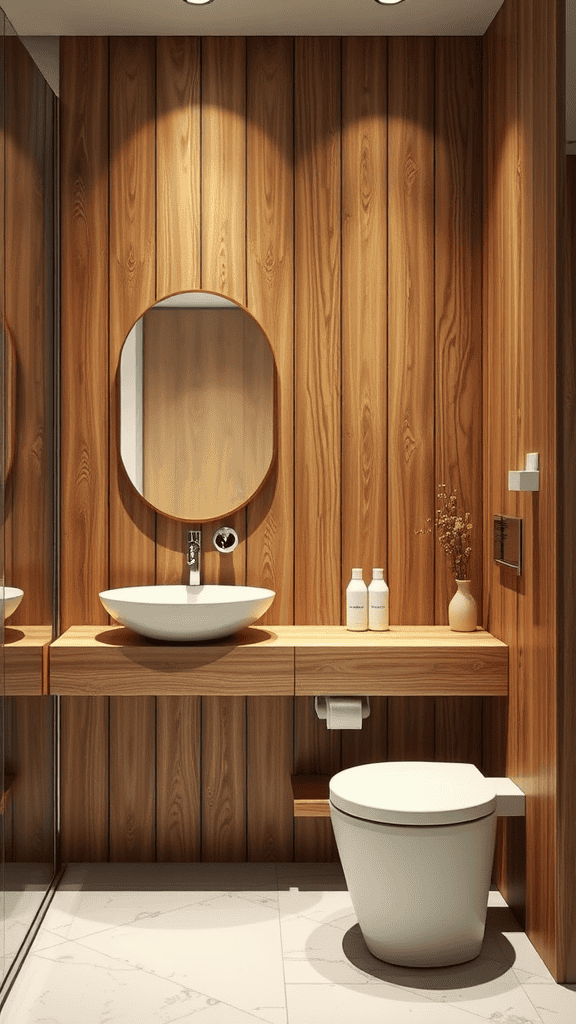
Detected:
[{"left": 329, "top": 761, "right": 497, "bottom": 827}]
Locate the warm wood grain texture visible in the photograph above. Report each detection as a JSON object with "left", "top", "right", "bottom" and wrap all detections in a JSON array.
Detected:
[
  {"left": 4, "top": 37, "right": 52, "bottom": 625},
  {"left": 341, "top": 37, "right": 388, "bottom": 606},
  {"left": 560, "top": 155, "right": 576, "bottom": 980},
  {"left": 247, "top": 697, "right": 294, "bottom": 860},
  {"left": 156, "top": 697, "right": 201, "bottom": 861},
  {"left": 246, "top": 37, "right": 294, "bottom": 625},
  {"left": 294, "top": 38, "right": 341, "bottom": 626},
  {"left": 293, "top": 697, "right": 339, "bottom": 861},
  {"left": 484, "top": 0, "right": 565, "bottom": 981},
  {"left": 200, "top": 37, "right": 248, "bottom": 862},
  {"left": 155, "top": 36, "right": 201, "bottom": 582},
  {"left": 60, "top": 697, "right": 109, "bottom": 862},
  {"left": 109, "top": 37, "right": 156, "bottom": 592},
  {"left": 434, "top": 38, "right": 484, "bottom": 764},
  {"left": 201, "top": 696, "right": 246, "bottom": 861},
  {"left": 109, "top": 696, "right": 156, "bottom": 861},
  {"left": 292, "top": 775, "right": 331, "bottom": 817},
  {"left": 60, "top": 37, "right": 109, "bottom": 629},
  {"left": 4, "top": 627, "right": 52, "bottom": 695},
  {"left": 142, "top": 308, "right": 274, "bottom": 520},
  {"left": 4, "top": 698, "right": 53, "bottom": 863},
  {"left": 295, "top": 648, "right": 507, "bottom": 695},
  {"left": 387, "top": 38, "right": 436, "bottom": 764},
  {"left": 50, "top": 643, "right": 294, "bottom": 695},
  {"left": 60, "top": 36, "right": 493, "bottom": 867}
]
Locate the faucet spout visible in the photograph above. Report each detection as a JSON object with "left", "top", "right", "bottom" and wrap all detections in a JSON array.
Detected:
[{"left": 187, "top": 530, "right": 201, "bottom": 586}]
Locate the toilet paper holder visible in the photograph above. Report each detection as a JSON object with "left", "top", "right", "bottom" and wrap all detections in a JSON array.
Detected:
[{"left": 315, "top": 695, "right": 371, "bottom": 729}]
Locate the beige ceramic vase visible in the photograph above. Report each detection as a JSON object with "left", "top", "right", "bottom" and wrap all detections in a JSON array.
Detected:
[{"left": 448, "top": 580, "right": 477, "bottom": 632}]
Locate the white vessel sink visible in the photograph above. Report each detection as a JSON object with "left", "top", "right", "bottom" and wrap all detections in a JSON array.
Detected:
[
  {"left": 1, "top": 587, "right": 24, "bottom": 621},
  {"left": 99, "top": 584, "right": 275, "bottom": 641}
]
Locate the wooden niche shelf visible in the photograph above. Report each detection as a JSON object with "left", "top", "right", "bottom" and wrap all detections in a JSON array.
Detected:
[
  {"left": 4, "top": 626, "right": 52, "bottom": 695},
  {"left": 49, "top": 625, "right": 508, "bottom": 697}
]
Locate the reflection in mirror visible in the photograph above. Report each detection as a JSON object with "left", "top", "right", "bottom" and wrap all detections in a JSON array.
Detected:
[{"left": 120, "top": 292, "right": 275, "bottom": 522}]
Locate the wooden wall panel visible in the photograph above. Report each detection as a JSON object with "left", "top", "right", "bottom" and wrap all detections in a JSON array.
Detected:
[
  {"left": 156, "top": 697, "right": 201, "bottom": 861},
  {"left": 294, "top": 38, "right": 341, "bottom": 626},
  {"left": 60, "top": 38, "right": 109, "bottom": 630},
  {"left": 60, "top": 37, "right": 489, "bottom": 869},
  {"left": 109, "top": 37, "right": 156, "bottom": 592},
  {"left": 155, "top": 36, "right": 201, "bottom": 584},
  {"left": 4, "top": 37, "right": 52, "bottom": 625},
  {"left": 341, "top": 37, "right": 388, "bottom": 606},
  {"left": 200, "top": 39, "right": 248, "bottom": 861},
  {"left": 246, "top": 37, "right": 294, "bottom": 625},
  {"left": 4, "top": 698, "right": 53, "bottom": 863},
  {"left": 387, "top": 38, "right": 435, "bottom": 762},
  {"left": 484, "top": 0, "right": 565, "bottom": 981},
  {"left": 60, "top": 697, "right": 109, "bottom": 862},
  {"left": 434, "top": 38, "right": 483, "bottom": 763},
  {"left": 109, "top": 697, "right": 156, "bottom": 861}
]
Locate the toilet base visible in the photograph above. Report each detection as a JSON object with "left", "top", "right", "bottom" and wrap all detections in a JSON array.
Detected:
[{"left": 331, "top": 804, "right": 497, "bottom": 970}]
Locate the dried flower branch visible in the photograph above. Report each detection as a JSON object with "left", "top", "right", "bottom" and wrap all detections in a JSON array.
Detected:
[{"left": 415, "top": 484, "right": 473, "bottom": 581}]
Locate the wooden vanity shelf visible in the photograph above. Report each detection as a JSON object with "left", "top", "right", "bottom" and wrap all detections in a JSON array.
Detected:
[
  {"left": 4, "top": 626, "right": 52, "bottom": 695},
  {"left": 292, "top": 774, "right": 332, "bottom": 817},
  {"left": 49, "top": 625, "right": 508, "bottom": 697}
]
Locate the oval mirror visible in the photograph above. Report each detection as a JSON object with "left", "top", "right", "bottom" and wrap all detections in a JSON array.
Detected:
[{"left": 119, "top": 291, "right": 275, "bottom": 522}]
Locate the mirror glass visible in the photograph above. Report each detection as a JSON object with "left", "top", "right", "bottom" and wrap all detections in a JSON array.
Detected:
[{"left": 119, "top": 291, "right": 275, "bottom": 522}]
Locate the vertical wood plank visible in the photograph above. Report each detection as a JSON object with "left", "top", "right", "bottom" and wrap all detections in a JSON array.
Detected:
[
  {"left": 522, "top": 0, "right": 558, "bottom": 975},
  {"left": 60, "top": 38, "right": 109, "bottom": 628},
  {"left": 294, "top": 38, "right": 341, "bottom": 859},
  {"left": 109, "top": 697, "right": 156, "bottom": 861},
  {"left": 434, "top": 38, "right": 483, "bottom": 764},
  {"left": 200, "top": 38, "right": 248, "bottom": 862},
  {"left": 156, "top": 697, "right": 201, "bottom": 862},
  {"left": 341, "top": 697, "right": 388, "bottom": 771},
  {"left": 4, "top": 38, "right": 52, "bottom": 624},
  {"left": 109, "top": 37, "right": 156, "bottom": 592},
  {"left": 294, "top": 37, "right": 341, "bottom": 626},
  {"left": 6, "top": 698, "right": 53, "bottom": 863},
  {"left": 387, "top": 38, "right": 435, "bottom": 761},
  {"left": 246, "top": 37, "right": 294, "bottom": 625},
  {"left": 341, "top": 38, "right": 388, "bottom": 607},
  {"left": 201, "top": 37, "right": 247, "bottom": 585},
  {"left": 202, "top": 696, "right": 246, "bottom": 861},
  {"left": 155, "top": 36, "right": 201, "bottom": 585},
  {"left": 559, "top": 154, "right": 576, "bottom": 981},
  {"left": 60, "top": 697, "right": 109, "bottom": 862},
  {"left": 247, "top": 697, "right": 293, "bottom": 861}
]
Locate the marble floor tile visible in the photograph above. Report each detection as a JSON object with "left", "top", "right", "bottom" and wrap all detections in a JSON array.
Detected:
[
  {"left": 522, "top": 983, "right": 576, "bottom": 1024},
  {"left": 285, "top": 982, "right": 497, "bottom": 1024},
  {"left": 74, "top": 892, "right": 286, "bottom": 1024},
  {"left": 0, "top": 940, "right": 239, "bottom": 1024}
]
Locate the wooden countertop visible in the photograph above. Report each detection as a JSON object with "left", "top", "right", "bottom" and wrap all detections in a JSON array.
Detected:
[
  {"left": 49, "top": 625, "right": 508, "bottom": 697},
  {"left": 4, "top": 626, "right": 52, "bottom": 695}
]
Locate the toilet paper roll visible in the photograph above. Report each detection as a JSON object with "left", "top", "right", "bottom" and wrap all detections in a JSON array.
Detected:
[{"left": 325, "top": 696, "right": 363, "bottom": 730}]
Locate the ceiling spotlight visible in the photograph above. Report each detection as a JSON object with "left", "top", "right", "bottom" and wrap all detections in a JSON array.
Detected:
[
  {"left": 374, "top": 1, "right": 407, "bottom": 5},
  {"left": 183, "top": 0, "right": 215, "bottom": 5}
]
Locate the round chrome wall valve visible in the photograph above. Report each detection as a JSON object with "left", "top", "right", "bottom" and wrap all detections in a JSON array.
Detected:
[{"left": 212, "top": 526, "right": 239, "bottom": 553}]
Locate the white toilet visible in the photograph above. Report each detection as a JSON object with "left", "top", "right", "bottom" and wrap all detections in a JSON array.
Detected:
[{"left": 329, "top": 761, "right": 498, "bottom": 968}]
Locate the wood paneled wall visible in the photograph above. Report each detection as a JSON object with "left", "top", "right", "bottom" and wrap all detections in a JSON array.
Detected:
[
  {"left": 4, "top": 35, "right": 54, "bottom": 626},
  {"left": 483, "top": 0, "right": 568, "bottom": 981},
  {"left": 60, "top": 36, "right": 484, "bottom": 864}
]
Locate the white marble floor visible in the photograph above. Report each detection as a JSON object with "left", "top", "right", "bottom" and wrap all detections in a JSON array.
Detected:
[{"left": 1, "top": 862, "right": 575, "bottom": 1024}]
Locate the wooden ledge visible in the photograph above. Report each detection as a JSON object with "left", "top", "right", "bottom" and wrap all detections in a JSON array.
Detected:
[
  {"left": 292, "top": 774, "right": 331, "bottom": 817},
  {"left": 4, "top": 626, "right": 52, "bottom": 695},
  {"left": 49, "top": 625, "right": 508, "bottom": 697}
]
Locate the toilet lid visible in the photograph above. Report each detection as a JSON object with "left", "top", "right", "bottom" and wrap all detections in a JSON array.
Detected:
[{"left": 329, "top": 761, "right": 497, "bottom": 826}]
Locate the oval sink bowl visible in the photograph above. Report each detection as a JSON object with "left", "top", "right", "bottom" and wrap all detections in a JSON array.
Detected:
[
  {"left": 1, "top": 587, "right": 24, "bottom": 622},
  {"left": 99, "top": 584, "right": 275, "bottom": 641}
]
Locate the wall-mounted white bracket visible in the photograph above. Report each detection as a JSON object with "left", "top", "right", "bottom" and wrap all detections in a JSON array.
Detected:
[
  {"left": 508, "top": 452, "right": 540, "bottom": 491},
  {"left": 487, "top": 777, "right": 526, "bottom": 817}
]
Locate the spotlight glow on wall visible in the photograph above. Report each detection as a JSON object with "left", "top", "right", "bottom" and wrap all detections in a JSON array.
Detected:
[
  {"left": 374, "top": 1, "right": 407, "bottom": 5},
  {"left": 183, "top": 0, "right": 215, "bottom": 6}
]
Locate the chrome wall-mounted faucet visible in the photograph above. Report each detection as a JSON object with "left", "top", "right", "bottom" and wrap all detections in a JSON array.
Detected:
[{"left": 187, "top": 530, "right": 201, "bottom": 586}]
